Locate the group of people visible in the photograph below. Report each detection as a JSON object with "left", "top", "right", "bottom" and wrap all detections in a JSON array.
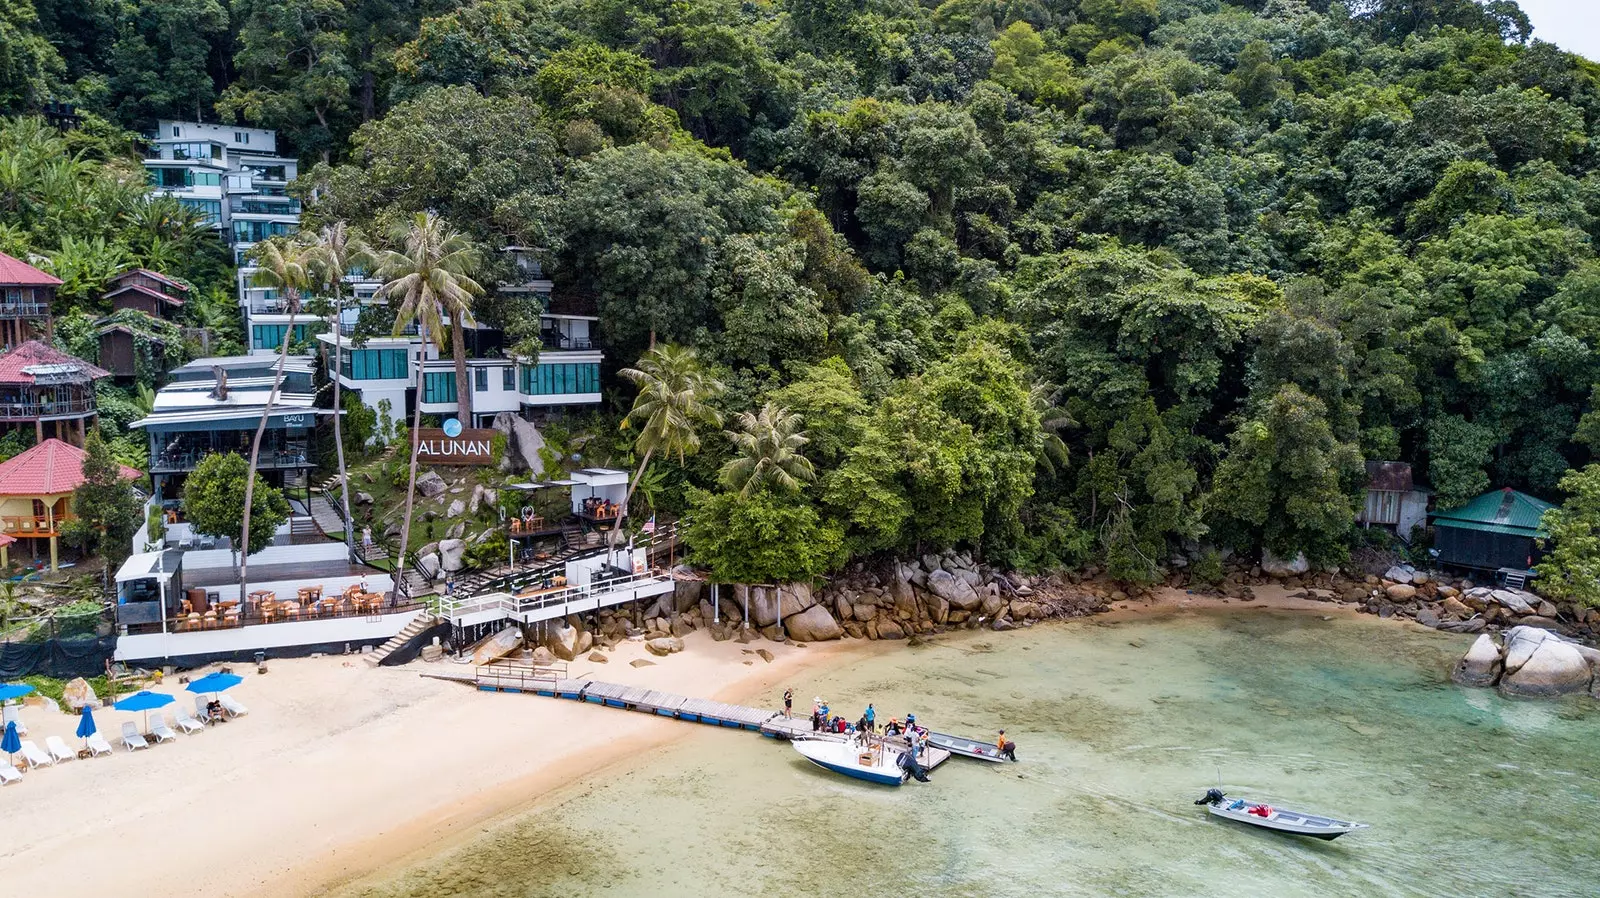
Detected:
[
  {"left": 783, "top": 687, "right": 1017, "bottom": 763},
  {"left": 582, "top": 497, "right": 619, "bottom": 518}
]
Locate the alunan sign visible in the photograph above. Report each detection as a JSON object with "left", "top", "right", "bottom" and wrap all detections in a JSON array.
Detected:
[{"left": 416, "top": 426, "right": 498, "bottom": 465}]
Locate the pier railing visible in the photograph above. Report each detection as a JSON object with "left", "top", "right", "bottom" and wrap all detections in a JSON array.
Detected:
[{"left": 438, "top": 569, "right": 673, "bottom": 626}]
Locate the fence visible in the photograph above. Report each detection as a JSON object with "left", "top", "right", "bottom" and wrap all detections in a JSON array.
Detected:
[{"left": 0, "top": 607, "right": 117, "bottom": 679}]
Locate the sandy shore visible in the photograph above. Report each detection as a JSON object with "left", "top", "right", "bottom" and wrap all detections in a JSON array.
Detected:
[{"left": 0, "top": 631, "right": 861, "bottom": 898}]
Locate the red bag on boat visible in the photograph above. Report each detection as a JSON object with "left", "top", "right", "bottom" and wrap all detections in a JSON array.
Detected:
[{"left": 1248, "top": 804, "right": 1272, "bottom": 818}]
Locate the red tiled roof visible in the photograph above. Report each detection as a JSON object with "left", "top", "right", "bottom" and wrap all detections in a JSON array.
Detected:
[
  {"left": 0, "top": 252, "right": 62, "bottom": 287},
  {"left": 0, "top": 341, "right": 110, "bottom": 385},
  {"left": 0, "top": 438, "right": 142, "bottom": 496},
  {"left": 115, "top": 269, "right": 189, "bottom": 292},
  {"left": 106, "top": 282, "right": 186, "bottom": 306}
]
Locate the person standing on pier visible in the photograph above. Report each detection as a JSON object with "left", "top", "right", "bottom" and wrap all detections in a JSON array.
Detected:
[
  {"left": 784, "top": 688, "right": 793, "bottom": 718},
  {"left": 864, "top": 703, "right": 876, "bottom": 733}
]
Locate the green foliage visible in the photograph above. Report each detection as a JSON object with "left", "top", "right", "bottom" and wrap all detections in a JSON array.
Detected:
[
  {"left": 684, "top": 488, "right": 846, "bottom": 584},
  {"left": 1537, "top": 464, "right": 1600, "bottom": 608},
  {"left": 69, "top": 430, "right": 141, "bottom": 570},
  {"left": 183, "top": 453, "right": 291, "bottom": 551}
]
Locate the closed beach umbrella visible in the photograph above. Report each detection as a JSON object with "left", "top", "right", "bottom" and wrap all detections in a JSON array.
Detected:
[
  {"left": 2, "top": 719, "right": 19, "bottom": 764},
  {"left": 75, "top": 705, "right": 97, "bottom": 749},
  {"left": 113, "top": 690, "right": 174, "bottom": 733},
  {"left": 0, "top": 682, "right": 36, "bottom": 702},
  {"left": 185, "top": 672, "right": 242, "bottom": 697}
]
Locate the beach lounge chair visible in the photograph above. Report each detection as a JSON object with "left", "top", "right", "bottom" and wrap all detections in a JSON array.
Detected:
[
  {"left": 220, "top": 695, "right": 248, "bottom": 718},
  {"left": 150, "top": 714, "right": 178, "bottom": 743},
  {"left": 120, "top": 722, "right": 149, "bottom": 752},
  {"left": 0, "top": 763, "right": 20, "bottom": 784},
  {"left": 45, "top": 736, "right": 74, "bottom": 763},
  {"left": 19, "top": 740, "right": 53, "bottom": 769},
  {"left": 86, "top": 733, "right": 113, "bottom": 757},
  {"left": 173, "top": 708, "right": 205, "bottom": 734},
  {"left": 3, "top": 704, "right": 28, "bottom": 735}
]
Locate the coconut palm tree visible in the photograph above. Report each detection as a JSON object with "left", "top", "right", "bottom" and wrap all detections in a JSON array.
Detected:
[
  {"left": 719, "top": 402, "right": 815, "bottom": 497},
  {"left": 238, "top": 235, "right": 311, "bottom": 600},
  {"left": 1030, "top": 381, "right": 1074, "bottom": 478},
  {"left": 617, "top": 344, "right": 724, "bottom": 544},
  {"left": 305, "top": 222, "right": 373, "bottom": 561},
  {"left": 375, "top": 212, "right": 483, "bottom": 590}
]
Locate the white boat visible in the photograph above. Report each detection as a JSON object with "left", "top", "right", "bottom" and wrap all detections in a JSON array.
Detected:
[
  {"left": 793, "top": 737, "right": 912, "bottom": 786},
  {"left": 925, "top": 730, "right": 1011, "bottom": 763},
  {"left": 1195, "top": 789, "right": 1369, "bottom": 840}
]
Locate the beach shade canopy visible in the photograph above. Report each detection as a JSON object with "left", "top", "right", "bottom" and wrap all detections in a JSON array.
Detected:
[
  {"left": 114, "top": 690, "right": 174, "bottom": 733},
  {"left": 0, "top": 682, "right": 36, "bottom": 702},
  {"left": 185, "top": 672, "right": 242, "bottom": 695},
  {"left": 2, "top": 719, "right": 19, "bottom": 761},
  {"left": 75, "top": 704, "right": 96, "bottom": 746}
]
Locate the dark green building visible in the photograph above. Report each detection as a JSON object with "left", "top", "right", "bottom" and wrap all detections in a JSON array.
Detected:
[{"left": 1430, "top": 488, "right": 1553, "bottom": 574}]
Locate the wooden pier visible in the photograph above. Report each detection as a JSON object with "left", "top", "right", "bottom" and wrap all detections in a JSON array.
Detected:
[{"left": 447, "top": 664, "right": 954, "bottom": 770}]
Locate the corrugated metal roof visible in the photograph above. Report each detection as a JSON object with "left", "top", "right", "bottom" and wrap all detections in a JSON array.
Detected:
[
  {"left": 1431, "top": 488, "right": 1554, "bottom": 537},
  {"left": 1364, "top": 460, "right": 1413, "bottom": 492}
]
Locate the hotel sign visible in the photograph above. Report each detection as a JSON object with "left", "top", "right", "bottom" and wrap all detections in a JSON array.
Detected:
[{"left": 416, "top": 426, "right": 498, "bottom": 466}]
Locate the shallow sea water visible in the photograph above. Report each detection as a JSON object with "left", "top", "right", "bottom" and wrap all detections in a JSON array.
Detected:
[{"left": 336, "top": 611, "right": 1600, "bottom": 898}]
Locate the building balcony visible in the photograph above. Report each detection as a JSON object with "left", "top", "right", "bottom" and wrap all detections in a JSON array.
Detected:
[
  {"left": 0, "top": 398, "right": 96, "bottom": 421},
  {"left": 1, "top": 513, "right": 74, "bottom": 539},
  {"left": 541, "top": 334, "right": 595, "bottom": 351},
  {"left": 152, "top": 443, "right": 311, "bottom": 474},
  {"left": 0, "top": 301, "right": 50, "bottom": 319}
]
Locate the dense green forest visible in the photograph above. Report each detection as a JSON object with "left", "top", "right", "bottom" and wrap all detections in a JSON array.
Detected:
[{"left": 5, "top": 0, "right": 1600, "bottom": 585}]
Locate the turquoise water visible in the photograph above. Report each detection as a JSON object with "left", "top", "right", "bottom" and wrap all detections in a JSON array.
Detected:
[{"left": 337, "top": 611, "right": 1600, "bottom": 898}]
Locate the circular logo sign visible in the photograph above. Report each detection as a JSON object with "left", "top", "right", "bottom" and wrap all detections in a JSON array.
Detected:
[{"left": 442, "top": 417, "right": 463, "bottom": 438}]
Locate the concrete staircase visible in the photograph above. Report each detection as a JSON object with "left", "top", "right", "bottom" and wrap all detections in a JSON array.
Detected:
[{"left": 364, "top": 610, "right": 440, "bottom": 667}]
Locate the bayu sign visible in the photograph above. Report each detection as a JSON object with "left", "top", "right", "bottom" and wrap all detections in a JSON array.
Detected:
[{"left": 416, "top": 418, "right": 498, "bottom": 466}]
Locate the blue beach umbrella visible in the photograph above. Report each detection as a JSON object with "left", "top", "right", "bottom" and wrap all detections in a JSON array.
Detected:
[
  {"left": 0, "top": 682, "right": 36, "bottom": 702},
  {"left": 185, "top": 672, "right": 243, "bottom": 696},
  {"left": 2, "top": 719, "right": 19, "bottom": 764},
  {"left": 113, "top": 690, "right": 174, "bottom": 733},
  {"left": 75, "top": 705, "right": 97, "bottom": 749}
]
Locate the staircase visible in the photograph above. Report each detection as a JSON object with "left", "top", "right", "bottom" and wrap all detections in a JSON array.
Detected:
[
  {"left": 289, "top": 515, "right": 319, "bottom": 539},
  {"left": 364, "top": 610, "right": 440, "bottom": 667},
  {"left": 1499, "top": 568, "right": 1530, "bottom": 590},
  {"left": 308, "top": 492, "right": 348, "bottom": 539}
]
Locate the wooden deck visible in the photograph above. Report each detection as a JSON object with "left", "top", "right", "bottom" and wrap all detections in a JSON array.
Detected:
[{"left": 452, "top": 670, "right": 954, "bottom": 770}]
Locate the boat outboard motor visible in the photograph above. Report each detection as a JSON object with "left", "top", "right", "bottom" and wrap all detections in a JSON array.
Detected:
[
  {"left": 898, "top": 750, "right": 931, "bottom": 783},
  {"left": 1195, "top": 788, "right": 1225, "bottom": 806}
]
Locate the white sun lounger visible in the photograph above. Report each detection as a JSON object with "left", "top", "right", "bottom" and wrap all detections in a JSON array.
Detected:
[
  {"left": 220, "top": 695, "right": 248, "bottom": 718},
  {"left": 121, "top": 722, "right": 149, "bottom": 751},
  {"left": 150, "top": 714, "right": 178, "bottom": 743},
  {"left": 0, "top": 763, "right": 21, "bottom": 784},
  {"left": 86, "top": 733, "right": 113, "bottom": 757},
  {"left": 173, "top": 708, "right": 205, "bottom": 734},
  {"left": 3, "top": 704, "right": 28, "bottom": 736},
  {"left": 45, "top": 736, "right": 74, "bottom": 763},
  {"left": 19, "top": 740, "right": 53, "bottom": 769}
]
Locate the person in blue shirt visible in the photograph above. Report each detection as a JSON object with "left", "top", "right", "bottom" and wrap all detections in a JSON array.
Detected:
[{"left": 863, "top": 703, "right": 876, "bottom": 733}]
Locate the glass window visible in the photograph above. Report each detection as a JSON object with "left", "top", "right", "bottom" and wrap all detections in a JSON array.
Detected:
[
  {"left": 345, "top": 348, "right": 408, "bottom": 380},
  {"left": 178, "top": 198, "right": 221, "bottom": 224},
  {"left": 252, "top": 324, "right": 288, "bottom": 350},
  {"left": 171, "top": 125, "right": 180, "bottom": 137},
  {"left": 519, "top": 363, "right": 599, "bottom": 396},
  {"left": 475, "top": 368, "right": 488, "bottom": 392},
  {"left": 424, "top": 372, "right": 457, "bottom": 404},
  {"left": 502, "top": 366, "right": 514, "bottom": 390},
  {"left": 234, "top": 132, "right": 243, "bottom": 143}
]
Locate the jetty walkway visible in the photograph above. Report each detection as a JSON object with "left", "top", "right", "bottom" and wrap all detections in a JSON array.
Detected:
[{"left": 423, "top": 665, "right": 955, "bottom": 770}]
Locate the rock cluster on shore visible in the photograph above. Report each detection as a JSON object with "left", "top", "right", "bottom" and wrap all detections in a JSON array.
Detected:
[{"left": 1452, "top": 626, "right": 1600, "bottom": 698}]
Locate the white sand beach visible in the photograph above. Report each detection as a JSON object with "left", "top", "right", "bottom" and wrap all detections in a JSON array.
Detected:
[{"left": 0, "top": 631, "right": 859, "bottom": 898}]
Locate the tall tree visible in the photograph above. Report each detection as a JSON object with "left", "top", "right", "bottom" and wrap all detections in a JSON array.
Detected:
[
  {"left": 239, "top": 235, "right": 310, "bottom": 599},
  {"left": 1536, "top": 464, "right": 1600, "bottom": 608},
  {"left": 184, "top": 452, "right": 291, "bottom": 564},
  {"left": 375, "top": 211, "right": 483, "bottom": 585},
  {"left": 221, "top": 0, "right": 356, "bottom": 161},
  {"left": 618, "top": 344, "right": 725, "bottom": 543},
  {"left": 306, "top": 221, "right": 372, "bottom": 560},
  {"left": 67, "top": 429, "right": 140, "bottom": 571},
  {"left": 720, "top": 403, "right": 816, "bottom": 498}
]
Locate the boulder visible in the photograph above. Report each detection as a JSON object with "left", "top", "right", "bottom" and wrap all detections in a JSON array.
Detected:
[
  {"left": 61, "top": 677, "right": 97, "bottom": 711},
  {"left": 588, "top": 651, "right": 608, "bottom": 663},
  {"left": 1441, "top": 597, "right": 1472, "bottom": 619},
  {"left": 980, "top": 592, "right": 1007, "bottom": 617},
  {"left": 674, "top": 580, "right": 704, "bottom": 614},
  {"left": 446, "top": 498, "right": 466, "bottom": 518},
  {"left": 755, "top": 648, "right": 775, "bottom": 663},
  {"left": 876, "top": 619, "right": 906, "bottom": 640},
  {"left": 739, "top": 585, "right": 782, "bottom": 628},
  {"left": 1384, "top": 565, "right": 1414, "bottom": 585},
  {"left": 417, "top": 552, "right": 441, "bottom": 580},
  {"left": 921, "top": 553, "right": 943, "bottom": 574},
  {"left": 1261, "top": 549, "right": 1309, "bottom": 578},
  {"left": 550, "top": 624, "right": 581, "bottom": 661},
  {"left": 921, "top": 591, "right": 949, "bottom": 624},
  {"left": 630, "top": 659, "right": 655, "bottom": 668},
  {"left": 491, "top": 411, "right": 545, "bottom": 473},
  {"left": 530, "top": 646, "right": 555, "bottom": 665},
  {"left": 1503, "top": 626, "right": 1553, "bottom": 674},
  {"left": 784, "top": 604, "right": 843, "bottom": 641},
  {"left": 446, "top": 521, "right": 465, "bottom": 540},
  {"left": 927, "top": 569, "right": 980, "bottom": 609},
  {"left": 1416, "top": 607, "right": 1441, "bottom": 628},
  {"left": 1491, "top": 590, "right": 1534, "bottom": 615},
  {"left": 777, "top": 583, "right": 817, "bottom": 619},
  {"left": 1537, "top": 600, "right": 1558, "bottom": 618},
  {"left": 1385, "top": 583, "right": 1417, "bottom": 601},
  {"left": 1452, "top": 634, "right": 1503, "bottom": 687},
  {"left": 1501, "top": 639, "right": 1593, "bottom": 697},
  {"left": 1436, "top": 585, "right": 1459, "bottom": 599},
  {"left": 438, "top": 538, "right": 467, "bottom": 573},
  {"left": 416, "top": 471, "right": 448, "bottom": 498},
  {"left": 1411, "top": 571, "right": 1430, "bottom": 585},
  {"left": 471, "top": 626, "right": 522, "bottom": 665},
  {"left": 355, "top": 491, "right": 374, "bottom": 506},
  {"left": 645, "top": 636, "right": 685, "bottom": 657}
]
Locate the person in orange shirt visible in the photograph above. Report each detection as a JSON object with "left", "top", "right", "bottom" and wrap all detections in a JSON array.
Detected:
[{"left": 996, "top": 729, "right": 1017, "bottom": 761}]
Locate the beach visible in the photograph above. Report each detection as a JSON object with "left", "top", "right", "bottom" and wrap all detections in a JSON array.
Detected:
[{"left": 0, "top": 631, "right": 862, "bottom": 898}]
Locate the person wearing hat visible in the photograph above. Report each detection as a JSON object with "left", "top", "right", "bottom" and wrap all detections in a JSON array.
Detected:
[{"left": 996, "top": 729, "right": 1017, "bottom": 761}]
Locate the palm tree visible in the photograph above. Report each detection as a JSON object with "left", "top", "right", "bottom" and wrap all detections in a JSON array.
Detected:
[
  {"left": 238, "top": 235, "right": 310, "bottom": 601},
  {"left": 1030, "top": 381, "right": 1074, "bottom": 478},
  {"left": 306, "top": 222, "right": 373, "bottom": 561},
  {"left": 375, "top": 212, "right": 483, "bottom": 590},
  {"left": 719, "top": 402, "right": 815, "bottom": 497},
  {"left": 617, "top": 344, "right": 724, "bottom": 550}
]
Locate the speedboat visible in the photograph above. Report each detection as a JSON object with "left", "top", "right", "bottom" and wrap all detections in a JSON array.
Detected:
[
  {"left": 793, "top": 737, "right": 912, "bottom": 786},
  {"left": 1194, "top": 789, "right": 1369, "bottom": 840},
  {"left": 925, "top": 730, "right": 1011, "bottom": 762}
]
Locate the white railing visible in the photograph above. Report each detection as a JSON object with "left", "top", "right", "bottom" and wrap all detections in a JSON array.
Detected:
[{"left": 437, "top": 569, "right": 673, "bottom": 625}]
